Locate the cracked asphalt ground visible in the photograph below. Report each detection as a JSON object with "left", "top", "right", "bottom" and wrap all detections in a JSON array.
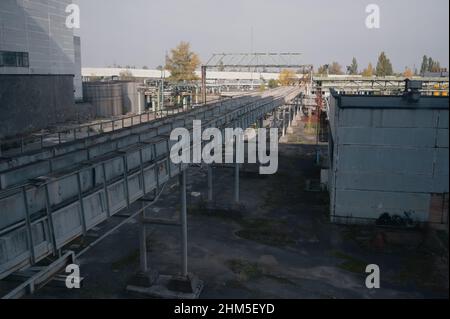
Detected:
[{"left": 26, "top": 116, "right": 448, "bottom": 299}]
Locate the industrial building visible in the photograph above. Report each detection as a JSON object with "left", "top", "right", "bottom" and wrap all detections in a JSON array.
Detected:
[
  {"left": 0, "top": 0, "right": 83, "bottom": 138},
  {"left": 82, "top": 67, "right": 287, "bottom": 92},
  {"left": 328, "top": 86, "right": 449, "bottom": 225}
]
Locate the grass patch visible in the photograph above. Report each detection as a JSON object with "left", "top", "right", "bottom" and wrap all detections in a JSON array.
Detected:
[
  {"left": 236, "top": 218, "right": 297, "bottom": 247},
  {"left": 330, "top": 250, "right": 367, "bottom": 274},
  {"left": 111, "top": 250, "right": 140, "bottom": 271},
  {"left": 226, "top": 259, "right": 298, "bottom": 287},
  {"left": 227, "top": 259, "right": 264, "bottom": 281},
  {"left": 191, "top": 203, "right": 297, "bottom": 247}
]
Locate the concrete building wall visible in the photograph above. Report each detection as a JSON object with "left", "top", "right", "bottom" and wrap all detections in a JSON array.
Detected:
[
  {"left": 0, "top": 0, "right": 75, "bottom": 75},
  {"left": 329, "top": 93, "right": 449, "bottom": 224},
  {"left": 0, "top": 74, "right": 76, "bottom": 137},
  {"left": 0, "top": 0, "right": 81, "bottom": 138}
]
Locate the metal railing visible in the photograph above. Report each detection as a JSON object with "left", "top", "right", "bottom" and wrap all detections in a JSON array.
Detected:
[{"left": 0, "top": 106, "right": 196, "bottom": 158}]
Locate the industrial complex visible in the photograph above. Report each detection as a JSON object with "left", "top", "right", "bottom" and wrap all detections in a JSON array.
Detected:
[{"left": 0, "top": 0, "right": 448, "bottom": 302}]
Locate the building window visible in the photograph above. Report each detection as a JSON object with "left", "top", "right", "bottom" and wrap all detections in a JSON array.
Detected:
[{"left": 0, "top": 51, "right": 29, "bottom": 68}]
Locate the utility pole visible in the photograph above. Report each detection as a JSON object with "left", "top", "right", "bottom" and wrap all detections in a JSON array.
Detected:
[{"left": 201, "top": 65, "right": 207, "bottom": 105}]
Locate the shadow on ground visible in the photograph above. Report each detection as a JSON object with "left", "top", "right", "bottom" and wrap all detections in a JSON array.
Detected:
[{"left": 30, "top": 117, "right": 449, "bottom": 299}]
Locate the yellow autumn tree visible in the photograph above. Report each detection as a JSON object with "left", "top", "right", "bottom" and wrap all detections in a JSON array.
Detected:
[
  {"left": 403, "top": 68, "right": 414, "bottom": 79},
  {"left": 279, "top": 69, "right": 297, "bottom": 86},
  {"left": 165, "top": 41, "right": 201, "bottom": 82},
  {"left": 361, "top": 63, "right": 374, "bottom": 77}
]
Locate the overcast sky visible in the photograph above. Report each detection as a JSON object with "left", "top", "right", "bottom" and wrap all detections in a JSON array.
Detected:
[{"left": 77, "top": 0, "right": 449, "bottom": 71}]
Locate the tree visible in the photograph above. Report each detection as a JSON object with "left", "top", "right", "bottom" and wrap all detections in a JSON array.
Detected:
[
  {"left": 90, "top": 74, "right": 103, "bottom": 82},
  {"left": 259, "top": 83, "right": 266, "bottom": 92},
  {"left": 119, "top": 70, "right": 134, "bottom": 81},
  {"left": 430, "top": 60, "right": 441, "bottom": 72},
  {"left": 268, "top": 79, "right": 279, "bottom": 89},
  {"left": 420, "top": 55, "right": 428, "bottom": 75},
  {"left": 218, "top": 61, "right": 225, "bottom": 72},
  {"left": 403, "top": 67, "right": 414, "bottom": 79},
  {"left": 329, "top": 61, "right": 344, "bottom": 75},
  {"left": 165, "top": 41, "right": 201, "bottom": 82},
  {"left": 279, "top": 69, "right": 297, "bottom": 86},
  {"left": 427, "top": 57, "right": 434, "bottom": 72},
  {"left": 361, "top": 63, "right": 374, "bottom": 77},
  {"left": 348, "top": 57, "right": 358, "bottom": 75},
  {"left": 375, "top": 52, "right": 393, "bottom": 76},
  {"left": 317, "top": 64, "right": 329, "bottom": 76}
]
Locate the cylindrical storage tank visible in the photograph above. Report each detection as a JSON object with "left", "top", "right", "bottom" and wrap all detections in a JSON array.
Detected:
[{"left": 83, "top": 82, "right": 124, "bottom": 117}]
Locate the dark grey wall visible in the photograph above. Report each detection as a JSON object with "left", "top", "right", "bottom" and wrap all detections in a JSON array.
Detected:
[{"left": 0, "top": 75, "right": 76, "bottom": 138}]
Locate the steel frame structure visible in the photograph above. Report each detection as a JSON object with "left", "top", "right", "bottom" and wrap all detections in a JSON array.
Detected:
[
  {"left": 201, "top": 53, "right": 313, "bottom": 104},
  {"left": 0, "top": 88, "right": 301, "bottom": 293},
  {"left": 313, "top": 76, "right": 449, "bottom": 95}
]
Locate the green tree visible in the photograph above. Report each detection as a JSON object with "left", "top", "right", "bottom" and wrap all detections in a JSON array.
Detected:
[
  {"left": 259, "top": 83, "right": 266, "bottom": 92},
  {"left": 218, "top": 61, "right": 225, "bottom": 72},
  {"left": 427, "top": 57, "right": 434, "bottom": 72},
  {"left": 348, "top": 57, "right": 358, "bottom": 75},
  {"left": 165, "top": 41, "right": 201, "bottom": 82},
  {"left": 430, "top": 60, "right": 441, "bottom": 72},
  {"left": 268, "top": 79, "right": 279, "bottom": 88},
  {"left": 420, "top": 55, "right": 428, "bottom": 75},
  {"left": 375, "top": 52, "right": 394, "bottom": 76}
]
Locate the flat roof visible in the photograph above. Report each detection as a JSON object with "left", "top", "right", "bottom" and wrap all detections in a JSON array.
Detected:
[{"left": 331, "top": 89, "right": 449, "bottom": 110}]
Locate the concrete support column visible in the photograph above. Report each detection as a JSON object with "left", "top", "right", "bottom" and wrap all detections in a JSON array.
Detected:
[
  {"left": 179, "top": 170, "right": 188, "bottom": 277},
  {"left": 139, "top": 208, "right": 148, "bottom": 273},
  {"left": 259, "top": 117, "right": 264, "bottom": 129},
  {"left": 207, "top": 165, "right": 213, "bottom": 202},
  {"left": 138, "top": 91, "right": 145, "bottom": 114},
  {"left": 234, "top": 163, "right": 240, "bottom": 203},
  {"left": 288, "top": 106, "right": 292, "bottom": 127},
  {"left": 282, "top": 109, "right": 286, "bottom": 137}
]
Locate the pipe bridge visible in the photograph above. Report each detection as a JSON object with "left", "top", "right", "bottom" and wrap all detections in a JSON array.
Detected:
[{"left": 0, "top": 87, "right": 302, "bottom": 282}]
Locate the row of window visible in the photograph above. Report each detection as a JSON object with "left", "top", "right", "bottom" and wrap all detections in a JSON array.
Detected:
[{"left": 0, "top": 51, "right": 29, "bottom": 68}]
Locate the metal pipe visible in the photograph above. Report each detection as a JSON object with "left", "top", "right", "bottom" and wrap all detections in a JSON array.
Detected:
[{"left": 201, "top": 66, "right": 207, "bottom": 105}]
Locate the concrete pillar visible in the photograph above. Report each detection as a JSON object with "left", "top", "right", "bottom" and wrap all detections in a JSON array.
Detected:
[
  {"left": 179, "top": 170, "right": 188, "bottom": 277},
  {"left": 259, "top": 117, "right": 264, "bottom": 129},
  {"left": 234, "top": 163, "right": 240, "bottom": 203},
  {"left": 139, "top": 209, "right": 148, "bottom": 273},
  {"left": 183, "top": 96, "right": 187, "bottom": 111},
  {"left": 138, "top": 91, "right": 145, "bottom": 114},
  {"left": 207, "top": 165, "right": 213, "bottom": 202},
  {"left": 282, "top": 109, "right": 286, "bottom": 137}
]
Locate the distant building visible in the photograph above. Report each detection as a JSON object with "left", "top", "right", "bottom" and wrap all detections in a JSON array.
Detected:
[
  {"left": 328, "top": 89, "right": 449, "bottom": 226},
  {"left": 0, "top": 0, "right": 83, "bottom": 138},
  {"left": 423, "top": 71, "right": 449, "bottom": 78}
]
